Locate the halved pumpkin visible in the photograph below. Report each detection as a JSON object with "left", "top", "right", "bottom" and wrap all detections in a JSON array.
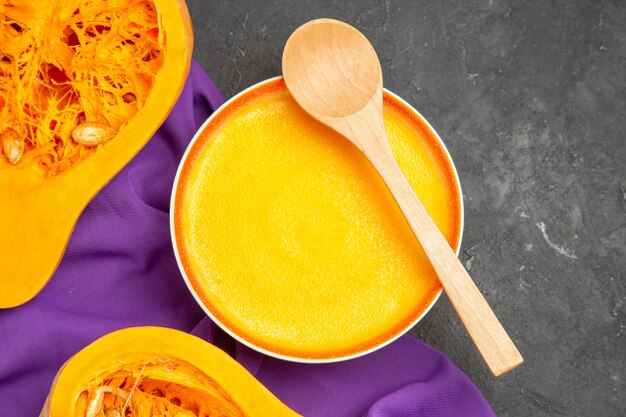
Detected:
[
  {"left": 40, "top": 326, "right": 300, "bottom": 417},
  {"left": 0, "top": 0, "right": 193, "bottom": 307}
]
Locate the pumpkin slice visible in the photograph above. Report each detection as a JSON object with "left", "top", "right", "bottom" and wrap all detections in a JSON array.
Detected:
[
  {"left": 0, "top": 0, "right": 193, "bottom": 307},
  {"left": 40, "top": 327, "right": 300, "bottom": 417}
]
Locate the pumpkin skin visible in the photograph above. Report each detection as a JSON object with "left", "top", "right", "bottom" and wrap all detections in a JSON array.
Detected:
[
  {"left": 0, "top": 0, "right": 193, "bottom": 308},
  {"left": 40, "top": 326, "right": 300, "bottom": 417}
]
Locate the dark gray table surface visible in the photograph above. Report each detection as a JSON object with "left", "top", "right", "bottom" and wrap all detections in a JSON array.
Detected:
[{"left": 185, "top": 1, "right": 625, "bottom": 415}]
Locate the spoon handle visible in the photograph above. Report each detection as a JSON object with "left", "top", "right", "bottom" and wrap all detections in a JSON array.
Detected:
[{"left": 363, "top": 129, "right": 523, "bottom": 376}]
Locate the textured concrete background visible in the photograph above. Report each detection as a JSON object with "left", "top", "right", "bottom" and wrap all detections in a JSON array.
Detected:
[{"left": 185, "top": 1, "right": 625, "bottom": 415}]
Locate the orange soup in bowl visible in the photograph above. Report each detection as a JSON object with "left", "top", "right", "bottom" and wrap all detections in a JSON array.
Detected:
[{"left": 172, "top": 78, "right": 462, "bottom": 361}]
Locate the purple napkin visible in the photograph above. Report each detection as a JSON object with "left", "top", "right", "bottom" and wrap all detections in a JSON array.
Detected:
[{"left": 0, "top": 61, "right": 494, "bottom": 417}]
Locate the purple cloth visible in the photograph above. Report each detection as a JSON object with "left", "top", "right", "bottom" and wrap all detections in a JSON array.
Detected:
[{"left": 0, "top": 61, "right": 494, "bottom": 417}]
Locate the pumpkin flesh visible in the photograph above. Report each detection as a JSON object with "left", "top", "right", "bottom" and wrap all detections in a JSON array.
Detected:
[
  {"left": 42, "top": 327, "right": 300, "bottom": 417},
  {"left": 1, "top": 0, "right": 165, "bottom": 175},
  {"left": 76, "top": 358, "right": 244, "bottom": 417},
  {"left": 0, "top": 0, "right": 193, "bottom": 308}
]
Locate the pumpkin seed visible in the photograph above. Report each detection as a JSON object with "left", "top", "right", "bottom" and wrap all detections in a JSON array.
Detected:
[
  {"left": 105, "top": 408, "right": 122, "bottom": 417},
  {"left": 1, "top": 129, "right": 24, "bottom": 164},
  {"left": 86, "top": 386, "right": 129, "bottom": 417},
  {"left": 72, "top": 122, "right": 116, "bottom": 146}
]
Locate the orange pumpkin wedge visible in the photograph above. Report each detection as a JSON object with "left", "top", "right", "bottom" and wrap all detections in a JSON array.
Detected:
[
  {"left": 0, "top": 0, "right": 193, "bottom": 308},
  {"left": 40, "top": 327, "right": 300, "bottom": 417}
]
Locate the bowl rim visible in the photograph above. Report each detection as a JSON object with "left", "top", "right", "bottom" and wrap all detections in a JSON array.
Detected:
[{"left": 170, "top": 75, "right": 464, "bottom": 363}]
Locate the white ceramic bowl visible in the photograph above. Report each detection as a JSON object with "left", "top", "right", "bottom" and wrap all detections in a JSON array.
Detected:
[{"left": 170, "top": 76, "right": 464, "bottom": 363}]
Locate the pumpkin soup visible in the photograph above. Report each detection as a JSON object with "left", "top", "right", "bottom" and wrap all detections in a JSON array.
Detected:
[{"left": 172, "top": 78, "right": 462, "bottom": 360}]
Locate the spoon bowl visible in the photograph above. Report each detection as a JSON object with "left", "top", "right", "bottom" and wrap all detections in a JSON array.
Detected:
[{"left": 283, "top": 19, "right": 381, "bottom": 120}]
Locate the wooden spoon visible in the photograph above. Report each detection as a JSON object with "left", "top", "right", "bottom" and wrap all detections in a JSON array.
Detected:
[{"left": 282, "top": 18, "right": 523, "bottom": 376}]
